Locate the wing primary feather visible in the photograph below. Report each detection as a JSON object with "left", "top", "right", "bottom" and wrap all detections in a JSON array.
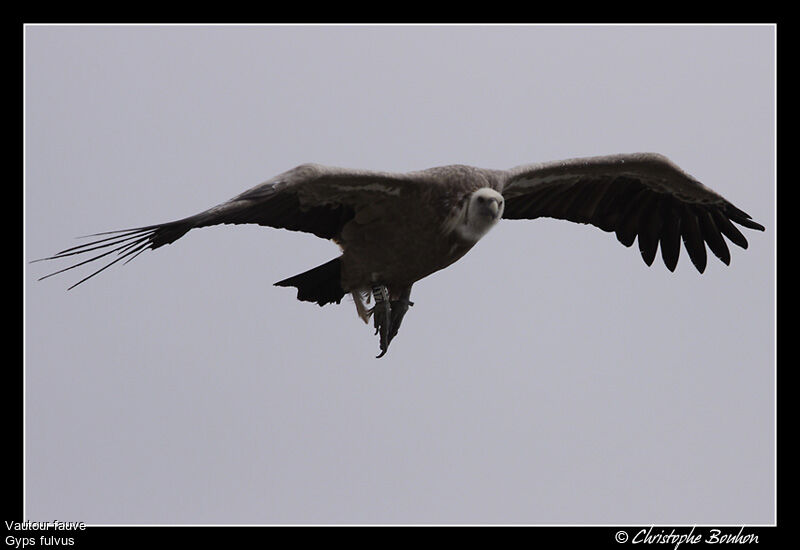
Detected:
[
  {"left": 711, "top": 209, "right": 749, "bottom": 249},
  {"left": 726, "top": 205, "right": 766, "bottom": 231},
  {"left": 65, "top": 240, "right": 152, "bottom": 290},
  {"left": 75, "top": 225, "right": 160, "bottom": 239},
  {"left": 122, "top": 244, "right": 153, "bottom": 265},
  {"left": 637, "top": 197, "right": 662, "bottom": 267},
  {"left": 659, "top": 201, "right": 682, "bottom": 272},
  {"left": 35, "top": 229, "right": 155, "bottom": 262},
  {"left": 31, "top": 227, "right": 154, "bottom": 261},
  {"left": 681, "top": 206, "right": 707, "bottom": 273},
  {"left": 730, "top": 216, "right": 766, "bottom": 231},
  {"left": 38, "top": 235, "right": 148, "bottom": 283},
  {"left": 36, "top": 221, "right": 192, "bottom": 288},
  {"left": 698, "top": 209, "right": 731, "bottom": 265}
]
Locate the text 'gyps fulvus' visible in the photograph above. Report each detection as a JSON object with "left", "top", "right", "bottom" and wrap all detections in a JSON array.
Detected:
[{"left": 36, "top": 153, "right": 765, "bottom": 357}]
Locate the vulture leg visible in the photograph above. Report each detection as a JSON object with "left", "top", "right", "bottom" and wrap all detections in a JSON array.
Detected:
[
  {"left": 371, "top": 285, "right": 414, "bottom": 358},
  {"left": 371, "top": 284, "right": 391, "bottom": 356}
]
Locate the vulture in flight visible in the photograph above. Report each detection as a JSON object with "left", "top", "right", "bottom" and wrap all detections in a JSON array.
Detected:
[{"left": 36, "top": 153, "right": 765, "bottom": 357}]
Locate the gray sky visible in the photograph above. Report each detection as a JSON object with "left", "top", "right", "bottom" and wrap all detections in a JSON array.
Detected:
[{"left": 24, "top": 25, "right": 775, "bottom": 525}]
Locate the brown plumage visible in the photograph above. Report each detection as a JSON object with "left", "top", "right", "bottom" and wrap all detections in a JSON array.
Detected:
[{"left": 35, "top": 153, "right": 765, "bottom": 357}]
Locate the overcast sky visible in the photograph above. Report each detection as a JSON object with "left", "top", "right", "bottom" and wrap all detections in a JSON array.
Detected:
[{"left": 24, "top": 25, "right": 774, "bottom": 525}]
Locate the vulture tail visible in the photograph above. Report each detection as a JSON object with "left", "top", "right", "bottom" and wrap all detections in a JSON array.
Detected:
[{"left": 274, "top": 257, "right": 346, "bottom": 306}]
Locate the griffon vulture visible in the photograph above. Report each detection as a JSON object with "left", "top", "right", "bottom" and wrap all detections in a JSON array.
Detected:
[{"left": 35, "top": 153, "right": 765, "bottom": 357}]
